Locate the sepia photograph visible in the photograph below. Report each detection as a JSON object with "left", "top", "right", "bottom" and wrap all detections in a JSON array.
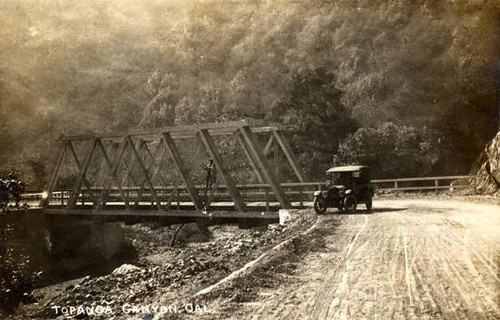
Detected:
[{"left": 0, "top": 0, "right": 498, "bottom": 319}]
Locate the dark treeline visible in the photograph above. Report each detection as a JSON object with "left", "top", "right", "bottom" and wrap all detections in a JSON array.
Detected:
[{"left": 0, "top": 0, "right": 498, "bottom": 187}]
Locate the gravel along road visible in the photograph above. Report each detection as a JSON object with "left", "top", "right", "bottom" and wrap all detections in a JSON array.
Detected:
[{"left": 233, "top": 199, "right": 499, "bottom": 319}]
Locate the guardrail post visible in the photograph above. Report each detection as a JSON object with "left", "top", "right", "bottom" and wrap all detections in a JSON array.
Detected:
[
  {"left": 394, "top": 181, "right": 398, "bottom": 189},
  {"left": 299, "top": 187, "right": 304, "bottom": 208},
  {"left": 176, "top": 189, "right": 180, "bottom": 210},
  {"left": 265, "top": 189, "right": 269, "bottom": 212}
]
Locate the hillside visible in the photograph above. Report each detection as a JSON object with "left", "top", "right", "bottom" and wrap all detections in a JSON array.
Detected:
[{"left": 0, "top": 0, "right": 498, "bottom": 186}]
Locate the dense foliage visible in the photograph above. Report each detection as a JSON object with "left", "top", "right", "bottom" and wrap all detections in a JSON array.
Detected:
[
  {"left": 333, "top": 123, "right": 443, "bottom": 178},
  {"left": 0, "top": 0, "right": 497, "bottom": 184},
  {"left": 0, "top": 171, "right": 27, "bottom": 211}
]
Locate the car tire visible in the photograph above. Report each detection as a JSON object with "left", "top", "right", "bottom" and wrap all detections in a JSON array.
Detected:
[
  {"left": 366, "top": 198, "right": 372, "bottom": 211},
  {"left": 343, "top": 194, "right": 357, "bottom": 214},
  {"left": 313, "top": 196, "right": 327, "bottom": 215}
]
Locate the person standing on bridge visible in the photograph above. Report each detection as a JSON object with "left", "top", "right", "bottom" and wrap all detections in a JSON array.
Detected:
[
  {"left": 203, "top": 159, "right": 217, "bottom": 214},
  {"left": 204, "top": 159, "right": 217, "bottom": 190}
]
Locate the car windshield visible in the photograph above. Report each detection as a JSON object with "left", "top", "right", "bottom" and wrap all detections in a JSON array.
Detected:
[{"left": 329, "top": 172, "right": 353, "bottom": 185}]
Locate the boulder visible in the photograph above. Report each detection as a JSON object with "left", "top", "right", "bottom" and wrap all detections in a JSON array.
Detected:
[
  {"left": 471, "top": 131, "right": 500, "bottom": 194},
  {"left": 112, "top": 264, "right": 140, "bottom": 275},
  {"left": 279, "top": 209, "right": 292, "bottom": 225},
  {"left": 174, "top": 222, "right": 211, "bottom": 244}
]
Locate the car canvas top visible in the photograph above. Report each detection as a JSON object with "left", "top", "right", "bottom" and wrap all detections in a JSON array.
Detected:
[{"left": 326, "top": 165, "right": 368, "bottom": 173}]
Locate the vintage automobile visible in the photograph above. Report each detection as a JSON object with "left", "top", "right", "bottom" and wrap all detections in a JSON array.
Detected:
[{"left": 313, "top": 165, "right": 374, "bottom": 214}]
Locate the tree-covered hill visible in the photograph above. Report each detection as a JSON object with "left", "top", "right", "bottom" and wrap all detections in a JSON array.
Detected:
[{"left": 0, "top": 0, "right": 497, "bottom": 186}]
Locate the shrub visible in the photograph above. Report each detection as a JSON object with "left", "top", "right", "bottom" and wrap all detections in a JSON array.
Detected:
[{"left": 333, "top": 123, "right": 442, "bottom": 178}]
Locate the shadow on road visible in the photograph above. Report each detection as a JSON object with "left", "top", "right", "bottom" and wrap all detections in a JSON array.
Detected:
[
  {"left": 322, "top": 207, "right": 408, "bottom": 215},
  {"left": 370, "top": 207, "right": 408, "bottom": 213}
]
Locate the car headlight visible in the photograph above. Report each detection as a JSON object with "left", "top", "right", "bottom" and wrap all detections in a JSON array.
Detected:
[
  {"left": 338, "top": 190, "right": 345, "bottom": 197},
  {"left": 321, "top": 190, "right": 329, "bottom": 197}
]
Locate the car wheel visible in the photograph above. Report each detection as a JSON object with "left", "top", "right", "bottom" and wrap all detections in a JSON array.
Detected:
[
  {"left": 366, "top": 198, "right": 372, "bottom": 211},
  {"left": 343, "top": 194, "right": 357, "bottom": 214},
  {"left": 313, "top": 196, "right": 327, "bottom": 215}
]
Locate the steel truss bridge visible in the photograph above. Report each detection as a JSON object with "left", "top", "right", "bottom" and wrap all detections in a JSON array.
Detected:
[{"left": 41, "top": 120, "right": 308, "bottom": 220}]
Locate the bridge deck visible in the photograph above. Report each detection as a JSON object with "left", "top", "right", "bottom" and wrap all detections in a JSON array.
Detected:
[{"left": 44, "top": 208, "right": 280, "bottom": 219}]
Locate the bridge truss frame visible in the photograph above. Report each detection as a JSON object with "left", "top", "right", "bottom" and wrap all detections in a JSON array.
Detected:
[{"left": 41, "top": 120, "right": 307, "bottom": 217}]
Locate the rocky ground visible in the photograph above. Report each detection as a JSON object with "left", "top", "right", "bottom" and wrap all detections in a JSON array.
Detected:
[{"left": 10, "top": 209, "right": 317, "bottom": 319}]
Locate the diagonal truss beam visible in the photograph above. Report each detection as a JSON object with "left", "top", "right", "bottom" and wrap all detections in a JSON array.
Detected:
[
  {"left": 162, "top": 132, "right": 203, "bottom": 210},
  {"left": 130, "top": 141, "right": 150, "bottom": 207},
  {"left": 264, "top": 134, "right": 274, "bottom": 156},
  {"left": 141, "top": 140, "right": 169, "bottom": 187},
  {"left": 99, "top": 138, "right": 131, "bottom": 209},
  {"left": 126, "top": 136, "right": 162, "bottom": 210},
  {"left": 67, "top": 139, "right": 98, "bottom": 209},
  {"left": 133, "top": 141, "right": 168, "bottom": 208},
  {"left": 235, "top": 132, "right": 264, "bottom": 183},
  {"left": 122, "top": 141, "right": 141, "bottom": 192},
  {"left": 67, "top": 141, "right": 100, "bottom": 206},
  {"left": 239, "top": 126, "right": 291, "bottom": 209},
  {"left": 97, "top": 139, "right": 133, "bottom": 209},
  {"left": 197, "top": 129, "right": 247, "bottom": 212},
  {"left": 40, "top": 141, "right": 67, "bottom": 208},
  {"left": 272, "top": 130, "right": 307, "bottom": 182}
]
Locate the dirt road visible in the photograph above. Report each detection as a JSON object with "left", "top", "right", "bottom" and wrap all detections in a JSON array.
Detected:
[{"left": 232, "top": 199, "right": 499, "bottom": 319}]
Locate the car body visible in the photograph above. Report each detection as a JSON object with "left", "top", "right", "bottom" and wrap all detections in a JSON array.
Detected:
[{"left": 313, "top": 165, "right": 374, "bottom": 214}]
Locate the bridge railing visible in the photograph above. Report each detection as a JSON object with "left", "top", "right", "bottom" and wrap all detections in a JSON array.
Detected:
[{"left": 21, "top": 175, "right": 471, "bottom": 209}]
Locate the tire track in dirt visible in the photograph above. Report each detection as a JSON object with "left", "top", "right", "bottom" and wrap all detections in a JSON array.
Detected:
[
  {"left": 225, "top": 200, "right": 499, "bottom": 320},
  {"left": 308, "top": 215, "right": 368, "bottom": 319},
  {"left": 405, "top": 207, "right": 499, "bottom": 319},
  {"left": 401, "top": 216, "right": 413, "bottom": 307},
  {"left": 440, "top": 216, "right": 499, "bottom": 314}
]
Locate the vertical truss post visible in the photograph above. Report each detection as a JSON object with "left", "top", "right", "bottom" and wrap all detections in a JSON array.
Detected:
[
  {"left": 133, "top": 141, "right": 150, "bottom": 207},
  {"left": 272, "top": 130, "right": 306, "bottom": 182},
  {"left": 162, "top": 132, "right": 203, "bottom": 210},
  {"left": 274, "top": 138, "right": 280, "bottom": 181},
  {"left": 197, "top": 129, "right": 247, "bottom": 212},
  {"left": 40, "top": 141, "right": 67, "bottom": 209},
  {"left": 235, "top": 132, "right": 264, "bottom": 183},
  {"left": 239, "top": 126, "right": 291, "bottom": 209},
  {"left": 166, "top": 181, "right": 179, "bottom": 210},
  {"left": 126, "top": 136, "right": 162, "bottom": 210}
]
